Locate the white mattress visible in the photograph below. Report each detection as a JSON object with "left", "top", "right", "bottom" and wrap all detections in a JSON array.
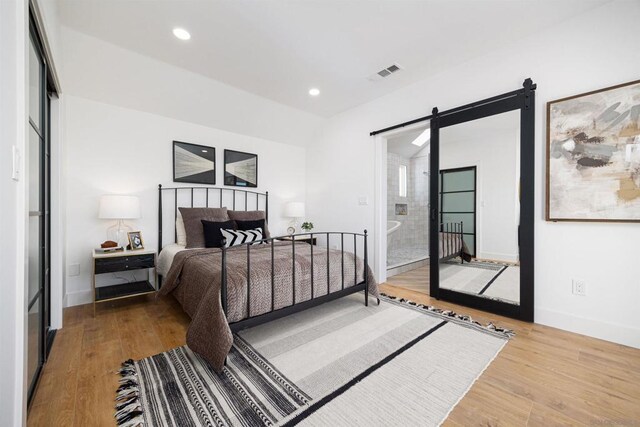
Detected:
[{"left": 157, "top": 243, "right": 186, "bottom": 277}]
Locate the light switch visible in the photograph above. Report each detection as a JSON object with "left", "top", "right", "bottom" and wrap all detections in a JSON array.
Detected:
[
  {"left": 358, "top": 196, "right": 368, "bottom": 206},
  {"left": 12, "top": 146, "right": 20, "bottom": 181}
]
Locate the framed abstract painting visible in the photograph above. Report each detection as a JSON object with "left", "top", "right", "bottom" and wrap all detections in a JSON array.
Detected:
[
  {"left": 546, "top": 79, "right": 640, "bottom": 222},
  {"left": 173, "top": 141, "right": 216, "bottom": 185},
  {"left": 224, "top": 149, "right": 258, "bottom": 188}
]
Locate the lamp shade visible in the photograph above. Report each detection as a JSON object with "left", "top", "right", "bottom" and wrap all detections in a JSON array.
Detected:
[
  {"left": 285, "top": 201, "right": 305, "bottom": 218},
  {"left": 99, "top": 195, "right": 141, "bottom": 219}
]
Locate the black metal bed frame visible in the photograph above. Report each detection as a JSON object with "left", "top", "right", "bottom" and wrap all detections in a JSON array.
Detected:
[
  {"left": 158, "top": 184, "right": 270, "bottom": 250},
  {"left": 157, "top": 184, "right": 371, "bottom": 333},
  {"left": 440, "top": 221, "right": 465, "bottom": 264},
  {"left": 220, "top": 231, "right": 369, "bottom": 332}
]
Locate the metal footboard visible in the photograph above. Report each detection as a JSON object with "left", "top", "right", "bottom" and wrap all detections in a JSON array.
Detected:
[
  {"left": 221, "top": 231, "right": 369, "bottom": 332},
  {"left": 440, "top": 221, "right": 465, "bottom": 264}
]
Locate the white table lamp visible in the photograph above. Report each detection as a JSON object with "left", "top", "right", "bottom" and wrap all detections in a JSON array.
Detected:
[
  {"left": 285, "top": 201, "right": 305, "bottom": 234},
  {"left": 99, "top": 195, "right": 140, "bottom": 247}
]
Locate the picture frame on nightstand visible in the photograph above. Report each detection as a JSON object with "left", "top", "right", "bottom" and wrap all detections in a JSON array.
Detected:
[{"left": 127, "top": 231, "right": 144, "bottom": 250}]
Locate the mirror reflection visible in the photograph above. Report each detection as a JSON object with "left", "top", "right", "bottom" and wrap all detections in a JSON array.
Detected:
[{"left": 438, "top": 110, "right": 520, "bottom": 305}]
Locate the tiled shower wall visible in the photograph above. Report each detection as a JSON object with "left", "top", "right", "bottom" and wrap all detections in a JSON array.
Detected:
[{"left": 387, "top": 152, "right": 429, "bottom": 265}]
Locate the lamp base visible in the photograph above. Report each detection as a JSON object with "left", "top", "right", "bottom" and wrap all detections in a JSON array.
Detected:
[
  {"left": 107, "top": 220, "right": 132, "bottom": 248},
  {"left": 287, "top": 218, "right": 300, "bottom": 235}
]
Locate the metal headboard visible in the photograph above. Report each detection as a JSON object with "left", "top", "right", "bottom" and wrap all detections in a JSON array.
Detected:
[{"left": 157, "top": 184, "right": 269, "bottom": 254}]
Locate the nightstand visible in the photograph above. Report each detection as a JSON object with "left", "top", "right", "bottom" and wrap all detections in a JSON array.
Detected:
[
  {"left": 277, "top": 235, "right": 317, "bottom": 245},
  {"left": 92, "top": 249, "right": 157, "bottom": 315}
]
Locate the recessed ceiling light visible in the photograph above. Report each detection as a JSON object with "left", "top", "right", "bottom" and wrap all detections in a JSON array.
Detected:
[
  {"left": 173, "top": 28, "right": 191, "bottom": 41},
  {"left": 308, "top": 88, "right": 320, "bottom": 96},
  {"left": 201, "top": 149, "right": 208, "bottom": 153},
  {"left": 411, "top": 128, "right": 431, "bottom": 147}
]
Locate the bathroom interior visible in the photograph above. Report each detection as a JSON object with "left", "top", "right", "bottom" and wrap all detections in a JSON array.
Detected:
[{"left": 386, "top": 125, "right": 430, "bottom": 277}]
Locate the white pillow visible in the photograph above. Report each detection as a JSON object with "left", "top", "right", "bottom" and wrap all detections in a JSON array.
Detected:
[
  {"left": 221, "top": 228, "right": 263, "bottom": 247},
  {"left": 176, "top": 211, "right": 187, "bottom": 246}
]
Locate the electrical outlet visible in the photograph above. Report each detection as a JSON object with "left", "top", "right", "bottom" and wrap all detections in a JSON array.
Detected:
[{"left": 572, "top": 279, "right": 586, "bottom": 296}]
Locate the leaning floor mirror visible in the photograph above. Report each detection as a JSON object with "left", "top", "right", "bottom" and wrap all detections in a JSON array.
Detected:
[{"left": 429, "top": 79, "right": 535, "bottom": 321}]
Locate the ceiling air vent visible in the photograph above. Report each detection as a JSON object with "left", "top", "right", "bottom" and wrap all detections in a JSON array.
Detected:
[{"left": 369, "top": 63, "right": 403, "bottom": 81}]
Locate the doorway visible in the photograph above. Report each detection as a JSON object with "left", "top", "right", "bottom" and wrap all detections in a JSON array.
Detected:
[
  {"left": 439, "top": 166, "right": 476, "bottom": 257},
  {"left": 385, "top": 125, "right": 430, "bottom": 278}
]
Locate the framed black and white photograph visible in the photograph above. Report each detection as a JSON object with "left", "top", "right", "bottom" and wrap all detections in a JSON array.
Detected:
[
  {"left": 224, "top": 149, "right": 258, "bottom": 188},
  {"left": 127, "top": 231, "right": 144, "bottom": 250},
  {"left": 173, "top": 141, "right": 216, "bottom": 185}
]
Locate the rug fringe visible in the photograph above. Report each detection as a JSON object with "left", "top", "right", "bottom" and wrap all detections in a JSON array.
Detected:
[
  {"left": 380, "top": 293, "right": 515, "bottom": 338},
  {"left": 115, "top": 359, "right": 144, "bottom": 427}
]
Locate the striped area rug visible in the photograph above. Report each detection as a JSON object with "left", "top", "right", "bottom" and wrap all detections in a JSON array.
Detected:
[
  {"left": 116, "top": 294, "right": 512, "bottom": 426},
  {"left": 441, "top": 260, "right": 519, "bottom": 304}
]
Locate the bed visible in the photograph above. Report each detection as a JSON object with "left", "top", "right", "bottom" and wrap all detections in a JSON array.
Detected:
[
  {"left": 156, "top": 185, "right": 378, "bottom": 372},
  {"left": 439, "top": 221, "right": 471, "bottom": 263}
]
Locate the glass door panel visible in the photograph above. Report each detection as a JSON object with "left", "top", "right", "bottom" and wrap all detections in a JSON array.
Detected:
[
  {"left": 28, "top": 39, "right": 42, "bottom": 126},
  {"left": 28, "top": 127, "right": 41, "bottom": 302},
  {"left": 27, "top": 12, "right": 52, "bottom": 405}
]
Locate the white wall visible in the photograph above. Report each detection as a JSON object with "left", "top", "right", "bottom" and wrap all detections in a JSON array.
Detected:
[
  {"left": 307, "top": 0, "right": 640, "bottom": 348},
  {"left": 0, "top": 0, "right": 28, "bottom": 425},
  {"left": 60, "top": 26, "right": 323, "bottom": 148},
  {"left": 64, "top": 95, "right": 307, "bottom": 306}
]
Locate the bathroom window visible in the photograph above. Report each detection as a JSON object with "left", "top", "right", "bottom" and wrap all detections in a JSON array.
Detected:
[{"left": 399, "top": 165, "right": 407, "bottom": 197}]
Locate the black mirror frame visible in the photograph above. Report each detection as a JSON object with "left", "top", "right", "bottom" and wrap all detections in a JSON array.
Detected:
[{"left": 429, "top": 78, "right": 536, "bottom": 322}]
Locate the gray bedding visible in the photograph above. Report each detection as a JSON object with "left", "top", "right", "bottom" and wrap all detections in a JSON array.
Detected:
[{"left": 159, "top": 241, "right": 378, "bottom": 372}]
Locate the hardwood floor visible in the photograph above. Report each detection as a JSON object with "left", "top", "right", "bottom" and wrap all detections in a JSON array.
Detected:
[
  {"left": 28, "top": 273, "right": 640, "bottom": 426},
  {"left": 28, "top": 294, "right": 191, "bottom": 426},
  {"left": 385, "top": 265, "right": 430, "bottom": 294}
]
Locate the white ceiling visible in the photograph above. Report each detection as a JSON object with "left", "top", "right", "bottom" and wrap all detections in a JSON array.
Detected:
[{"left": 57, "top": 0, "right": 607, "bottom": 117}]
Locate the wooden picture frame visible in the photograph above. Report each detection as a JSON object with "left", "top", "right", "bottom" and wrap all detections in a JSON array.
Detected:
[
  {"left": 546, "top": 79, "right": 640, "bottom": 222},
  {"left": 127, "top": 231, "right": 145, "bottom": 250},
  {"left": 224, "top": 149, "right": 258, "bottom": 188},
  {"left": 173, "top": 141, "right": 216, "bottom": 185}
]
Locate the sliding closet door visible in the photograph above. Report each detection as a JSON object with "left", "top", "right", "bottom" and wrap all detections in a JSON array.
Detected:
[{"left": 27, "top": 14, "right": 53, "bottom": 405}]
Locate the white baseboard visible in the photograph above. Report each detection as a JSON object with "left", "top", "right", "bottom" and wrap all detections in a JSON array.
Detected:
[
  {"left": 65, "top": 289, "right": 93, "bottom": 307},
  {"left": 477, "top": 251, "right": 519, "bottom": 263},
  {"left": 535, "top": 307, "right": 640, "bottom": 349}
]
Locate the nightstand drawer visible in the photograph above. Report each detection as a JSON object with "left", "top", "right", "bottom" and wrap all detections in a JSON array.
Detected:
[{"left": 95, "top": 253, "right": 155, "bottom": 274}]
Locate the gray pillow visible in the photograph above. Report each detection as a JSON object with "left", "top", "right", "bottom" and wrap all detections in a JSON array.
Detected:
[
  {"left": 228, "top": 210, "right": 270, "bottom": 238},
  {"left": 179, "top": 207, "right": 229, "bottom": 248}
]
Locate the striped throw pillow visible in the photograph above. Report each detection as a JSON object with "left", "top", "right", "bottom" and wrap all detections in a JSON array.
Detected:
[{"left": 221, "top": 228, "right": 264, "bottom": 247}]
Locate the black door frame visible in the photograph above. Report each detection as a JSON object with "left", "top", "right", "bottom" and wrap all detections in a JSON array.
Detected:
[
  {"left": 27, "top": 8, "right": 56, "bottom": 407},
  {"left": 429, "top": 79, "right": 535, "bottom": 322},
  {"left": 439, "top": 166, "right": 477, "bottom": 258}
]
